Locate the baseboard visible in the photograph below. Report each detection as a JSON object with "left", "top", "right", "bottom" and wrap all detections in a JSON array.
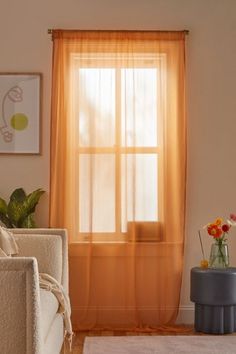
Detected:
[{"left": 176, "top": 305, "right": 194, "bottom": 324}]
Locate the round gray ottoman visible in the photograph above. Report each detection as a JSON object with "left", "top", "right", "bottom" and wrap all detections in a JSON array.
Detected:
[{"left": 190, "top": 267, "right": 236, "bottom": 334}]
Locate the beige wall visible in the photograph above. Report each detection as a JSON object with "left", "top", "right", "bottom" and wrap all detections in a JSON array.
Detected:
[{"left": 1, "top": 0, "right": 236, "bottom": 322}]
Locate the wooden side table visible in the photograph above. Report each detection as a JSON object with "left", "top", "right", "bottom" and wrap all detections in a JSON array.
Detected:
[{"left": 190, "top": 267, "right": 236, "bottom": 334}]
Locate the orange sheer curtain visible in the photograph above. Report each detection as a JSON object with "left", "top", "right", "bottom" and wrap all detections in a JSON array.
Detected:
[{"left": 50, "top": 30, "right": 187, "bottom": 330}]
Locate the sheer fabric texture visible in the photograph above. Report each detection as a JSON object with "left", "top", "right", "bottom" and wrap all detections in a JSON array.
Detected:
[{"left": 50, "top": 30, "right": 187, "bottom": 330}]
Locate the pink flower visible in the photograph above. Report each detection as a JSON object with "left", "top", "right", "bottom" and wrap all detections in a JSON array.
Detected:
[{"left": 230, "top": 213, "right": 236, "bottom": 221}]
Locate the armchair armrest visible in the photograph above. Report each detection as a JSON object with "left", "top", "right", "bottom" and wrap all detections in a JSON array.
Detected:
[{"left": 0, "top": 257, "right": 42, "bottom": 354}]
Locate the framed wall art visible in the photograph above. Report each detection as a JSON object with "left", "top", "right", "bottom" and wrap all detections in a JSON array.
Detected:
[{"left": 0, "top": 73, "right": 41, "bottom": 154}]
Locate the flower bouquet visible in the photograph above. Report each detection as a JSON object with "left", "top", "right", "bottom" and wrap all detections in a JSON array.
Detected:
[
  {"left": 204, "top": 214, "right": 236, "bottom": 268},
  {"left": 198, "top": 214, "right": 236, "bottom": 268}
]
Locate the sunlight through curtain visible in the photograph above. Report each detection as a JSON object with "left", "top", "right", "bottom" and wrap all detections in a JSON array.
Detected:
[{"left": 50, "top": 30, "right": 187, "bottom": 330}]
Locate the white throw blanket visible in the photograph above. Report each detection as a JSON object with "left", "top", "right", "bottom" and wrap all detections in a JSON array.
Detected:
[
  {"left": 0, "top": 226, "right": 19, "bottom": 256},
  {"left": 0, "top": 226, "right": 73, "bottom": 349},
  {"left": 39, "top": 272, "right": 73, "bottom": 348}
]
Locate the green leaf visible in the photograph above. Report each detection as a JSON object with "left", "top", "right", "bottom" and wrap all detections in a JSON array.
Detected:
[
  {"left": 0, "top": 197, "right": 7, "bottom": 215},
  {"left": 23, "top": 189, "right": 45, "bottom": 215},
  {"left": 7, "top": 200, "right": 25, "bottom": 227},
  {"left": 2, "top": 188, "right": 45, "bottom": 228},
  {"left": 20, "top": 213, "right": 36, "bottom": 228},
  {"left": 10, "top": 188, "right": 26, "bottom": 202},
  {"left": 0, "top": 212, "right": 14, "bottom": 228}
]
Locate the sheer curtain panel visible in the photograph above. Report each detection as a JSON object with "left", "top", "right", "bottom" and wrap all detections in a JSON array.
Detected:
[{"left": 50, "top": 30, "right": 187, "bottom": 330}]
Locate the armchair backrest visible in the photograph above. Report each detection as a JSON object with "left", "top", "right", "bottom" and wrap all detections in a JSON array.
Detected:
[{"left": 11, "top": 228, "right": 68, "bottom": 293}]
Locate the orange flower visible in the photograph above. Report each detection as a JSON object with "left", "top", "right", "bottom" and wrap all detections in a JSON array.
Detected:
[
  {"left": 214, "top": 217, "right": 223, "bottom": 226},
  {"left": 207, "top": 224, "right": 223, "bottom": 238}
]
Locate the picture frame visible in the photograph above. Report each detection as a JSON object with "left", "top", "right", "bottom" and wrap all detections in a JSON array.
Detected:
[{"left": 0, "top": 73, "right": 42, "bottom": 154}]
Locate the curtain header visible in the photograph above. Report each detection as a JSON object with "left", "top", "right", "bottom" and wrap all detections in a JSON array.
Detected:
[{"left": 51, "top": 29, "right": 188, "bottom": 42}]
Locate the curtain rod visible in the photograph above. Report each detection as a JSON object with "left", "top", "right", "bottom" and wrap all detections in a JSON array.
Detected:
[{"left": 47, "top": 29, "right": 189, "bottom": 35}]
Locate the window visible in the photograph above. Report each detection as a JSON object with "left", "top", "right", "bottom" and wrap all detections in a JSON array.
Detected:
[{"left": 73, "top": 53, "right": 165, "bottom": 241}]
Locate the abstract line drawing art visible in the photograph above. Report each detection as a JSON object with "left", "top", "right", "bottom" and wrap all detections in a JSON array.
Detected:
[{"left": 0, "top": 73, "right": 41, "bottom": 154}]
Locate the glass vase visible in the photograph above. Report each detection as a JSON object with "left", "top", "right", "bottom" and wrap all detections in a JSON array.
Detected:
[{"left": 209, "top": 242, "right": 229, "bottom": 268}]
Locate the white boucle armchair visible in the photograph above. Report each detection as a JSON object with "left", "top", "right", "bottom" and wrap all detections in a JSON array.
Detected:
[{"left": 0, "top": 228, "right": 69, "bottom": 354}]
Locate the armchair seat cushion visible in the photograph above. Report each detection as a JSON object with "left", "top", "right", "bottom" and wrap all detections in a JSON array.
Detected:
[{"left": 40, "top": 289, "right": 59, "bottom": 341}]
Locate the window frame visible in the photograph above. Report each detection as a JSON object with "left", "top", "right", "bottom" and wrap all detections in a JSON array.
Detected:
[{"left": 72, "top": 52, "right": 166, "bottom": 242}]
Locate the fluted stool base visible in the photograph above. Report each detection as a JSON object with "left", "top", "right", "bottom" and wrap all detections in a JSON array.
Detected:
[{"left": 195, "top": 304, "right": 236, "bottom": 334}]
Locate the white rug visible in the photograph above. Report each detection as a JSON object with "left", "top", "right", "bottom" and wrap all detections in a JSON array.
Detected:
[{"left": 83, "top": 335, "right": 236, "bottom": 354}]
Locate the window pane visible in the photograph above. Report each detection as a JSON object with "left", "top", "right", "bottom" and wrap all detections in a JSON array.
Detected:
[
  {"left": 79, "top": 154, "right": 115, "bottom": 232},
  {"left": 121, "top": 154, "right": 158, "bottom": 232},
  {"left": 79, "top": 68, "right": 115, "bottom": 147},
  {"left": 121, "top": 69, "right": 157, "bottom": 147}
]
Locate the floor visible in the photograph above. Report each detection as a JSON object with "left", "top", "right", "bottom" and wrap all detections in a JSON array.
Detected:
[{"left": 63, "top": 325, "right": 199, "bottom": 354}]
